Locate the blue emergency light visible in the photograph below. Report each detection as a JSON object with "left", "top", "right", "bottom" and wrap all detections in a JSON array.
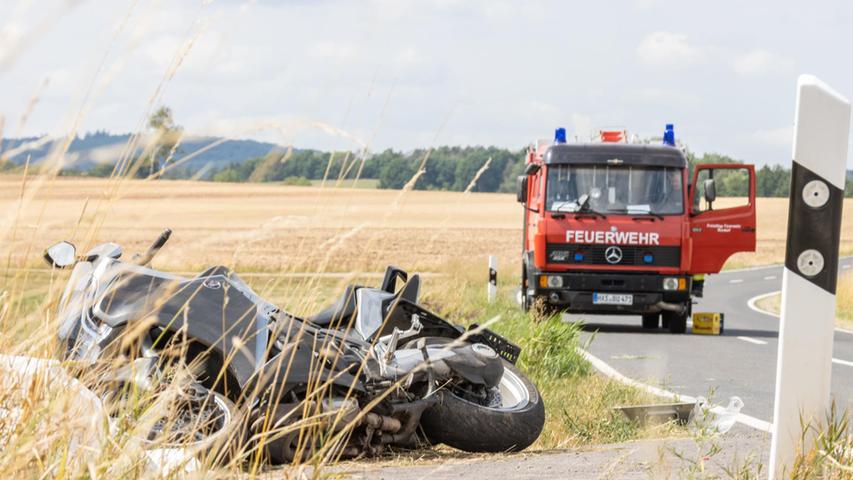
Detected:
[
  {"left": 574, "top": 252, "right": 584, "bottom": 262},
  {"left": 643, "top": 254, "right": 654, "bottom": 264},
  {"left": 663, "top": 124, "right": 675, "bottom": 146},
  {"left": 554, "top": 127, "right": 567, "bottom": 144}
]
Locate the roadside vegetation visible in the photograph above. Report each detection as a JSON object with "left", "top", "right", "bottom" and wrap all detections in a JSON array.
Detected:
[
  {"left": 415, "top": 261, "right": 673, "bottom": 449},
  {"left": 754, "top": 273, "right": 853, "bottom": 330}
]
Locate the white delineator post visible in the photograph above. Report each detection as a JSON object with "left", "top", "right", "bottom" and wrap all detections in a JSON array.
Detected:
[
  {"left": 488, "top": 256, "right": 497, "bottom": 303},
  {"left": 769, "top": 75, "right": 851, "bottom": 479}
]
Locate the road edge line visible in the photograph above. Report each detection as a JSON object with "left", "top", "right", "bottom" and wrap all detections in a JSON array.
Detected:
[
  {"left": 747, "top": 290, "right": 781, "bottom": 317},
  {"left": 578, "top": 347, "right": 773, "bottom": 433},
  {"left": 747, "top": 290, "right": 853, "bottom": 335}
]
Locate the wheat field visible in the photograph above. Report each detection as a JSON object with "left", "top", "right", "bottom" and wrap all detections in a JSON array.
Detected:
[{"left": 4, "top": 174, "right": 853, "bottom": 276}]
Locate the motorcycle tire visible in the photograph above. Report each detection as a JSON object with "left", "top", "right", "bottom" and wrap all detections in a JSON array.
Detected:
[{"left": 420, "top": 360, "right": 544, "bottom": 453}]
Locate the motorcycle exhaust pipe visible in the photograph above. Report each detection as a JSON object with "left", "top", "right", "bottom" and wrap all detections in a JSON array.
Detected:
[
  {"left": 362, "top": 413, "right": 401, "bottom": 433},
  {"left": 380, "top": 398, "right": 437, "bottom": 444}
]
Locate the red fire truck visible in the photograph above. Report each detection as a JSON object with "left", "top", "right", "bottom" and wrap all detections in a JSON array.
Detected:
[{"left": 517, "top": 125, "right": 756, "bottom": 333}]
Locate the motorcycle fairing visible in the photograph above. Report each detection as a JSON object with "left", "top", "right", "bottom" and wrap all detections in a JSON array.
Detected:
[{"left": 94, "top": 265, "right": 269, "bottom": 389}]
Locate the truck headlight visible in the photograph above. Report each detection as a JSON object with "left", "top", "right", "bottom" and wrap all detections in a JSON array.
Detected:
[
  {"left": 663, "top": 277, "right": 679, "bottom": 291},
  {"left": 539, "top": 275, "right": 563, "bottom": 288},
  {"left": 663, "top": 277, "right": 686, "bottom": 291}
]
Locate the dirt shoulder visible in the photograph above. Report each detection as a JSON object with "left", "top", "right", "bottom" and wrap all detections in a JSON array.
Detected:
[{"left": 319, "top": 424, "right": 769, "bottom": 480}]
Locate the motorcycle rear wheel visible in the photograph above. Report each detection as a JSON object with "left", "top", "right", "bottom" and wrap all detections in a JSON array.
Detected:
[{"left": 420, "top": 360, "right": 544, "bottom": 452}]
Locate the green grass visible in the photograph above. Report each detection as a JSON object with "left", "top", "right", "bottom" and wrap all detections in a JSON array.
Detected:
[{"left": 418, "top": 261, "right": 677, "bottom": 449}]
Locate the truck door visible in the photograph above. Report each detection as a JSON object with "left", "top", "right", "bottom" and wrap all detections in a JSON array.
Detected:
[{"left": 688, "top": 164, "right": 756, "bottom": 273}]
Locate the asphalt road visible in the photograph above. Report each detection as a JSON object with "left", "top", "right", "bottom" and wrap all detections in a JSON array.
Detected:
[{"left": 573, "top": 258, "right": 853, "bottom": 426}]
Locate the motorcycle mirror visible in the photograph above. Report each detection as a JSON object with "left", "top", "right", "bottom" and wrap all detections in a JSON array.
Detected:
[{"left": 44, "top": 241, "right": 77, "bottom": 268}]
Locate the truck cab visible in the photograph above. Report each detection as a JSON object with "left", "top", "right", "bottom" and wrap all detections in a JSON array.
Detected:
[{"left": 517, "top": 126, "right": 756, "bottom": 333}]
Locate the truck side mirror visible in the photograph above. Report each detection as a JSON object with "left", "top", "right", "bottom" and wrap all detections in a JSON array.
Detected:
[
  {"left": 703, "top": 178, "right": 716, "bottom": 204},
  {"left": 516, "top": 175, "right": 528, "bottom": 203}
]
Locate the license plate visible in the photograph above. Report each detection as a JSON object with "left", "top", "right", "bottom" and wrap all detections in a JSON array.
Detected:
[{"left": 593, "top": 293, "right": 633, "bottom": 305}]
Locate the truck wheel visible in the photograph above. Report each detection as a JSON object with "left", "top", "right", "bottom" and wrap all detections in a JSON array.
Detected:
[
  {"left": 641, "top": 313, "right": 660, "bottom": 329},
  {"left": 664, "top": 310, "right": 688, "bottom": 334}
]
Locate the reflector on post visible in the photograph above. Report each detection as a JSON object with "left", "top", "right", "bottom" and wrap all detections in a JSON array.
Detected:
[
  {"left": 769, "top": 75, "right": 851, "bottom": 479},
  {"left": 487, "top": 256, "right": 497, "bottom": 303}
]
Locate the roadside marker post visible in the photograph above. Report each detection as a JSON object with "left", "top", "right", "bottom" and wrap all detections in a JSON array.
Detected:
[
  {"left": 488, "top": 256, "right": 497, "bottom": 303},
  {"left": 769, "top": 75, "right": 851, "bottom": 479}
]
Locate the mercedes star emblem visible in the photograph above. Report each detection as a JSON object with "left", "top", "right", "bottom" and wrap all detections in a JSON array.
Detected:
[{"left": 605, "top": 246, "right": 623, "bottom": 264}]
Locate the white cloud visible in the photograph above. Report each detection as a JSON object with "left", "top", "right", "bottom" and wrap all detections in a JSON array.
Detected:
[
  {"left": 626, "top": 88, "right": 702, "bottom": 106},
  {"left": 571, "top": 113, "right": 594, "bottom": 139},
  {"left": 731, "top": 49, "right": 794, "bottom": 77},
  {"left": 752, "top": 126, "right": 793, "bottom": 148},
  {"left": 636, "top": 31, "right": 704, "bottom": 67}
]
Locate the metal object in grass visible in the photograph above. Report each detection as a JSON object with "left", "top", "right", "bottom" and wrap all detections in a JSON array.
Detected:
[{"left": 615, "top": 401, "right": 695, "bottom": 426}]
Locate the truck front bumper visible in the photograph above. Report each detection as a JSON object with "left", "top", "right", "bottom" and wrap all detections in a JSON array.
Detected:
[{"left": 530, "top": 271, "right": 691, "bottom": 315}]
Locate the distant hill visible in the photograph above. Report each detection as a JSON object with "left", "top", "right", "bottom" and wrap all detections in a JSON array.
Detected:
[
  {"left": 0, "top": 131, "right": 282, "bottom": 172},
  {"left": 4, "top": 132, "right": 853, "bottom": 197}
]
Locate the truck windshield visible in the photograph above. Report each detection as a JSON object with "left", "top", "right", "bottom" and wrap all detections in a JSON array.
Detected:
[{"left": 546, "top": 164, "right": 684, "bottom": 215}]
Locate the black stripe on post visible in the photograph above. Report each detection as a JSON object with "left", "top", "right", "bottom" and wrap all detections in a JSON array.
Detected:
[
  {"left": 784, "top": 161, "right": 844, "bottom": 293},
  {"left": 489, "top": 268, "right": 497, "bottom": 286}
]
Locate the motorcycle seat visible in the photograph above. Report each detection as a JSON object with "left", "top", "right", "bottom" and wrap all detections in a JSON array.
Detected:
[{"left": 307, "top": 285, "right": 360, "bottom": 327}]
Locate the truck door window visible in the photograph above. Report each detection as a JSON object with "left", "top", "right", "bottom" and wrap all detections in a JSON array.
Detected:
[{"left": 693, "top": 167, "right": 751, "bottom": 214}]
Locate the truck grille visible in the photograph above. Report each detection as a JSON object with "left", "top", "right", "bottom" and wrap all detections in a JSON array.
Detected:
[{"left": 546, "top": 243, "right": 681, "bottom": 267}]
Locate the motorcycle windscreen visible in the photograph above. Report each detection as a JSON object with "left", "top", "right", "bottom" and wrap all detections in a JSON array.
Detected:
[{"left": 355, "top": 288, "right": 396, "bottom": 341}]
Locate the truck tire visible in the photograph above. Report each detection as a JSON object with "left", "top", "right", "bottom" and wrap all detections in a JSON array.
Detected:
[
  {"left": 641, "top": 313, "right": 660, "bottom": 329},
  {"left": 520, "top": 267, "right": 531, "bottom": 312},
  {"left": 664, "top": 309, "right": 688, "bottom": 334},
  {"left": 421, "top": 360, "right": 544, "bottom": 453}
]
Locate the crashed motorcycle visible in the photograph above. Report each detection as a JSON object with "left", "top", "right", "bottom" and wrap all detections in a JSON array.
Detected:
[{"left": 45, "top": 229, "right": 544, "bottom": 463}]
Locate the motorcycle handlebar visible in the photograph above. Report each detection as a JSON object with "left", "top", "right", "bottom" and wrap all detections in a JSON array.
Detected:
[{"left": 136, "top": 228, "right": 172, "bottom": 266}]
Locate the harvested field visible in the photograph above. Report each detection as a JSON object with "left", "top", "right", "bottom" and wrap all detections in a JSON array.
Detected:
[
  {"left": 3, "top": 175, "right": 853, "bottom": 276},
  {"left": 0, "top": 175, "right": 519, "bottom": 273}
]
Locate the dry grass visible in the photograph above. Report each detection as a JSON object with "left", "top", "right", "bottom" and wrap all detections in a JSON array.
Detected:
[
  {"left": 756, "top": 274, "right": 853, "bottom": 331},
  {"left": 726, "top": 197, "right": 853, "bottom": 269},
  {"left": 4, "top": 172, "right": 853, "bottom": 477},
  {"left": 0, "top": 170, "right": 673, "bottom": 478}
]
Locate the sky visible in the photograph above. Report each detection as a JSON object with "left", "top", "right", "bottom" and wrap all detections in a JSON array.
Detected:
[{"left": 1, "top": 0, "right": 853, "bottom": 167}]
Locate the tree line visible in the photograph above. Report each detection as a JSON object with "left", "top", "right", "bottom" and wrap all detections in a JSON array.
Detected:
[
  {"left": 203, "top": 147, "right": 841, "bottom": 197},
  {"left": 45, "top": 143, "right": 853, "bottom": 197},
  {"left": 25, "top": 106, "right": 848, "bottom": 196}
]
